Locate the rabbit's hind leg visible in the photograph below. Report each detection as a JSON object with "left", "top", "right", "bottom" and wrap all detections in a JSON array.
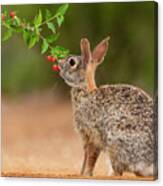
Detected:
[{"left": 81, "top": 143, "right": 100, "bottom": 176}]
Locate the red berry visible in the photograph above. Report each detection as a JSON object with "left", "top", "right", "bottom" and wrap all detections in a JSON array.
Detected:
[
  {"left": 10, "top": 11, "right": 15, "bottom": 19},
  {"left": 51, "top": 56, "right": 57, "bottom": 62},
  {"left": 46, "top": 55, "right": 52, "bottom": 61},
  {"left": 52, "top": 65, "right": 60, "bottom": 72},
  {"left": 46, "top": 55, "right": 57, "bottom": 62},
  {"left": 2, "top": 14, "right": 5, "bottom": 21}
]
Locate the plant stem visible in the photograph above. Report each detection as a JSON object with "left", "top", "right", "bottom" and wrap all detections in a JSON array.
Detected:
[
  {"left": 38, "top": 14, "right": 57, "bottom": 27},
  {"left": 39, "top": 33, "right": 53, "bottom": 50}
]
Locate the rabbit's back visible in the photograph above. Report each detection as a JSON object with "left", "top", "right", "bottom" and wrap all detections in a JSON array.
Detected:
[{"left": 72, "top": 84, "right": 153, "bottom": 133}]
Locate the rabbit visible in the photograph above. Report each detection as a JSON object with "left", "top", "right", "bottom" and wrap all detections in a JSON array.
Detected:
[{"left": 58, "top": 37, "right": 157, "bottom": 177}]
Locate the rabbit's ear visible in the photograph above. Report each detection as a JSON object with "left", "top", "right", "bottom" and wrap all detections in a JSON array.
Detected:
[
  {"left": 80, "top": 38, "right": 92, "bottom": 64},
  {"left": 92, "top": 36, "right": 110, "bottom": 65}
]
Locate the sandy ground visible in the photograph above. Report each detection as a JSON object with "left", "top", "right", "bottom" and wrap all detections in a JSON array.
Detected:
[{"left": 1, "top": 93, "right": 155, "bottom": 180}]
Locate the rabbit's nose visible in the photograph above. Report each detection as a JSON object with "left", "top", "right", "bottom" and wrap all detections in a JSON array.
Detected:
[{"left": 60, "top": 59, "right": 65, "bottom": 63}]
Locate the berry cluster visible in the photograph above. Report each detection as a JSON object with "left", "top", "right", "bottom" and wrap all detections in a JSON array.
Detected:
[
  {"left": 46, "top": 55, "right": 60, "bottom": 72},
  {"left": 2, "top": 11, "right": 15, "bottom": 21}
]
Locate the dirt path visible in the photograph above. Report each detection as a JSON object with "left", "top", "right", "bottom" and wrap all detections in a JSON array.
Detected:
[{"left": 1, "top": 94, "right": 155, "bottom": 180}]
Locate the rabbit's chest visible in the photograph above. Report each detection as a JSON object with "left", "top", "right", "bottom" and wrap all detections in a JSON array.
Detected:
[
  {"left": 71, "top": 89, "right": 103, "bottom": 146},
  {"left": 73, "top": 95, "right": 102, "bottom": 125},
  {"left": 71, "top": 87, "right": 104, "bottom": 125},
  {"left": 73, "top": 106, "right": 103, "bottom": 147}
]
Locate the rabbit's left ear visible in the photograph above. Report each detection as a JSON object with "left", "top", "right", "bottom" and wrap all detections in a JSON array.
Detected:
[
  {"left": 80, "top": 38, "right": 92, "bottom": 64},
  {"left": 92, "top": 36, "right": 110, "bottom": 65}
]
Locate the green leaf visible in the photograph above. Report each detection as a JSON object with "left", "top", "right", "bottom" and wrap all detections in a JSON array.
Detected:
[
  {"left": 34, "top": 9, "right": 42, "bottom": 27},
  {"left": 3, "top": 29, "right": 12, "bottom": 41},
  {"left": 57, "top": 15, "right": 64, "bottom": 27},
  {"left": 47, "top": 33, "right": 60, "bottom": 43},
  {"left": 13, "top": 16, "right": 21, "bottom": 26},
  {"left": 28, "top": 35, "right": 37, "bottom": 49},
  {"left": 51, "top": 45, "right": 69, "bottom": 59},
  {"left": 47, "top": 22, "right": 56, "bottom": 33},
  {"left": 45, "top": 9, "right": 52, "bottom": 20},
  {"left": 41, "top": 39, "right": 49, "bottom": 54},
  {"left": 35, "top": 26, "right": 40, "bottom": 35},
  {"left": 56, "top": 4, "right": 69, "bottom": 16},
  {"left": 23, "top": 30, "right": 30, "bottom": 44},
  {"left": 5, "top": 19, "right": 12, "bottom": 28}
]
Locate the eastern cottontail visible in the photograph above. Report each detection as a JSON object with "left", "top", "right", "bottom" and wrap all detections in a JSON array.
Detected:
[{"left": 58, "top": 37, "right": 157, "bottom": 177}]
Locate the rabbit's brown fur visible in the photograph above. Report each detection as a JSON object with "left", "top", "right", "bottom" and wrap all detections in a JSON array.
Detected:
[
  {"left": 71, "top": 85, "right": 155, "bottom": 176},
  {"left": 58, "top": 37, "right": 157, "bottom": 177}
]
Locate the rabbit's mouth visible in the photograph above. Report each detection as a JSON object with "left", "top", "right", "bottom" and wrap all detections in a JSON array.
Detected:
[
  {"left": 61, "top": 74, "right": 79, "bottom": 87},
  {"left": 59, "top": 70, "right": 86, "bottom": 88},
  {"left": 58, "top": 69, "right": 74, "bottom": 87}
]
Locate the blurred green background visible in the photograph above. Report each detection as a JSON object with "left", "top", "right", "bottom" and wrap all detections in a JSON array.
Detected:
[{"left": 2, "top": 2, "right": 157, "bottom": 98}]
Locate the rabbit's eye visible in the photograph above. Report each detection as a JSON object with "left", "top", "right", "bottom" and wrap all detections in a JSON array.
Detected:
[{"left": 69, "top": 58, "right": 76, "bottom": 67}]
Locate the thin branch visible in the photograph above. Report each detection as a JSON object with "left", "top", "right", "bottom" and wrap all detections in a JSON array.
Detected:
[
  {"left": 38, "top": 14, "right": 57, "bottom": 27},
  {"left": 39, "top": 33, "right": 53, "bottom": 50}
]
